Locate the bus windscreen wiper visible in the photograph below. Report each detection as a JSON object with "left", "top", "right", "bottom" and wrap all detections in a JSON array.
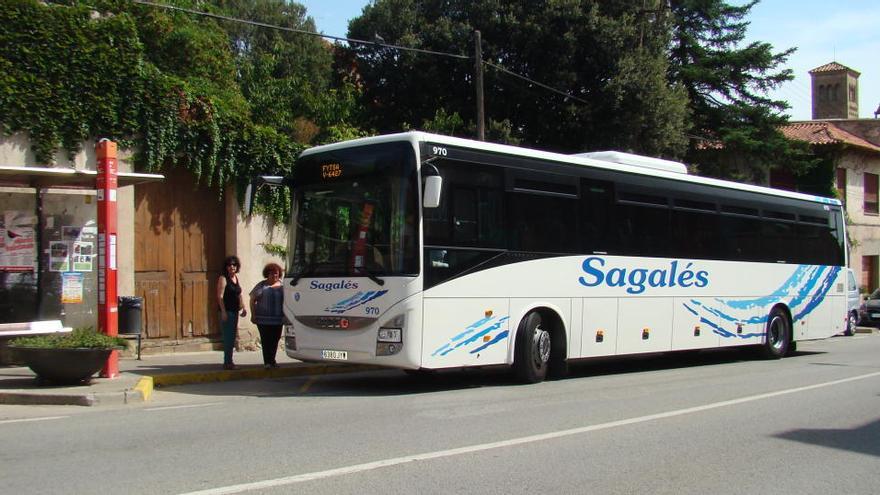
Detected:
[
  {"left": 353, "top": 265, "right": 385, "bottom": 286},
  {"left": 290, "top": 260, "right": 316, "bottom": 286}
]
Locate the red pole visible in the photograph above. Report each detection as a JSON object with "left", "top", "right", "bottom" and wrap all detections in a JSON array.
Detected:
[{"left": 96, "top": 140, "right": 119, "bottom": 378}]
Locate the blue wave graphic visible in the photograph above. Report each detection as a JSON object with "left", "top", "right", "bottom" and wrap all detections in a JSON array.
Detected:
[
  {"left": 432, "top": 315, "right": 510, "bottom": 357},
  {"left": 325, "top": 290, "right": 388, "bottom": 314},
  {"left": 684, "top": 265, "right": 840, "bottom": 339}
]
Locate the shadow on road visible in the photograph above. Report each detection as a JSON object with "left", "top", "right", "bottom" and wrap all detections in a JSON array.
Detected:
[
  {"left": 775, "top": 418, "right": 880, "bottom": 458},
  {"left": 160, "top": 346, "right": 827, "bottom": 399}
]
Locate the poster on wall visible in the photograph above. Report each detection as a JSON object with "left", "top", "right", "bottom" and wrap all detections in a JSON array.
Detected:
[
  {"left": 61, "top": 272, "right": 84, "bottom": 304},
  {"left": 0, "top": 210, "right": 36, "bottom": 272},
  {"left": 63, "top": 224, "right": 96, "bottom": 272},
  {"left": 49, "top": 241, "right": 70, "bottom": 272},
  {"left": 72, "top": 241, "right": 94, "bottom": 272}
]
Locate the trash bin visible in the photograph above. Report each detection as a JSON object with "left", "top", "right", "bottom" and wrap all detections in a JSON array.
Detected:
[
  {"left": 118, "top": 296, "right": 143, "bottom": 335},
  {"left": 118, "top": 296, "right": 144, "bottom": 360}
]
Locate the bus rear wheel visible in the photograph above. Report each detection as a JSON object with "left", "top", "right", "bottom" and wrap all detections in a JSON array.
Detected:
[
  {"left": 844, "top": 311, "right": 858, "bottom": 336},
  {"left": 514, "top": 312, "right": 550, "bottom": 383},
  {"left": 760, "top": 307, "right": 790, "bottom": 359}
]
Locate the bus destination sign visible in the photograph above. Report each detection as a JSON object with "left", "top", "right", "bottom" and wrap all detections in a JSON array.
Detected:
[{"left": 321, "top": 162, "right": 342, "bottom": 180}]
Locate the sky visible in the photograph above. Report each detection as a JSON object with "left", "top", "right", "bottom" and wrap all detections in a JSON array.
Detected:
[{"left": 297, "top": 0, "right": 880, "bottom": 121}]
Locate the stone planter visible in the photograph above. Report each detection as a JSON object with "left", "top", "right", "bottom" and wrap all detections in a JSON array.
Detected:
[{"left": 12, "top": 347, "right": 114, "bottom": 385}]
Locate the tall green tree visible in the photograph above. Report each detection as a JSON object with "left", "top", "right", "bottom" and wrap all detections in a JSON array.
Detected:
[
  {"left": 347, "top": 0, "right": 690, "bottom": 157},
  {"left": 668, "top": 0, "right": 814, "bottom": 184}
]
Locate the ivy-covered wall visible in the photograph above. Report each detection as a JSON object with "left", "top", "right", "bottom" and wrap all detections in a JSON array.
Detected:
[{"left": 0, "top": 0, "right": 366, "bottom": 221}]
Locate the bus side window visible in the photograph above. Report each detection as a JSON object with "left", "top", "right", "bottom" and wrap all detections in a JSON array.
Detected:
[
  {"left": 581, "top": 179, "right": 616, "bottom": 254},
  {"left": 452, "top": 187, "right": 478, "bottom": 243}
]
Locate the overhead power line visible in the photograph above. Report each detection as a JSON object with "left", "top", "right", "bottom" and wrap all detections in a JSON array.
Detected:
[
  {"left": 484, "top": 61, "right": 588, "bottom": 104},
  {"left": 132, "top": 0, "right": 469, "bottom": 59},
  {"left": 131, "top": 0, "right": 587, "bottom": 106}
]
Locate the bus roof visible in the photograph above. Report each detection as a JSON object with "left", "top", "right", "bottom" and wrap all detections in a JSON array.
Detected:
[{"left": 300, "top": 131, "right": 842, "bottom": 207}]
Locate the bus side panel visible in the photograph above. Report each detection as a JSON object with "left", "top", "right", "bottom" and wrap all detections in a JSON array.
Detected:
[
  {"left": 826, "top": 294, "right": 846, "bottom": 338},
  {"left": 581, "top": 298, "right": 619, "bottom": 357},
  {"left": 421, "top": 298, "right": 511, "bottom": 369},
  {"left": 570, "top": 298, "right": 583, "bottom": 359},
  {"left": 799, "top": 294, "right": 839, "bottom": 340},
  {"left": 672, "top": 297, "right": 721, "bottom": 350},
  {"left": 617, "top": 298, "right": 674, "bottom": 355},
  {"left": 717, "top": 305, "right": 764, "bottom": 348}
]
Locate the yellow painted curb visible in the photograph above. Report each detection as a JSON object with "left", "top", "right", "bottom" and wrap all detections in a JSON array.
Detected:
[{"left": 134, "top": 376, "right": 153, "bottom": 402}]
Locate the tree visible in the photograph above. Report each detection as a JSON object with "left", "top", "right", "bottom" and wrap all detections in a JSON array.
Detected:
[
  {"left": 668, "top": 0, "right": 815, "bottom": 184},
  {"left": 347, "top": 0, "right": 690, "bottom": 157}
]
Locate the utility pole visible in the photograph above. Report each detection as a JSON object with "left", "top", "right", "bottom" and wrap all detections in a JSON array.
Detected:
[{"left": 474, "top": 30, "right": 485, "bottom": 141}]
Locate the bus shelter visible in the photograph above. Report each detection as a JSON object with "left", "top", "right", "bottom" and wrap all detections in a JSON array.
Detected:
[{"left": 0, "top": 142, "right": 163, "bottom": 375}]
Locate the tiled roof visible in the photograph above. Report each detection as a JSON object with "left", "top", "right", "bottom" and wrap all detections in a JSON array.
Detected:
[
  {"left": 809, "top": 62, "right": 860, "bottom": 75},
  {"left": 780, "top": 121, "right": 880, "bottom": 152}
]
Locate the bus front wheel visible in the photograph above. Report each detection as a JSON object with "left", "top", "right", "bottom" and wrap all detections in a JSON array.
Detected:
[
  {"left": 760, "top": 307, "right": 791, "bottom": 359},
  {"left": 514, "top": 312, "right": 550, "bottom": 383}
]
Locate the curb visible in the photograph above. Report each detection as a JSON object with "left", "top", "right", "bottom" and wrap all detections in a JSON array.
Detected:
[
  {"left": 0, "top": 363, "right": 379, "bottom": 407},
  {"left": 133, "top": 376, "right": 153, "bottom": 402}
]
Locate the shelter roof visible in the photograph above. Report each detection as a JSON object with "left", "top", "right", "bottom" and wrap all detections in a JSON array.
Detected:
[{"left": 0, "top": 166, "right": 164, "bottom": 189}]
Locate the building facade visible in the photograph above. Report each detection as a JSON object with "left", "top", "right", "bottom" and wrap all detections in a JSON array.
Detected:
[{"left": 780, "top": 62, "right": 880, "bottom": 293}]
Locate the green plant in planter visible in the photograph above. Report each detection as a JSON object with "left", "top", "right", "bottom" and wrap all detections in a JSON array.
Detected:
[
  {"left": 11, "top": 327, "right": 128, "bottom": 349},
  {"left": 11, "top": 328, "right": 129, "bottom": 385}
]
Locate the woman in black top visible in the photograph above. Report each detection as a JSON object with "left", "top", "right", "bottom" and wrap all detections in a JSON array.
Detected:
[{"left": 216, "top": 255, "right": 247, "bottom": 369}]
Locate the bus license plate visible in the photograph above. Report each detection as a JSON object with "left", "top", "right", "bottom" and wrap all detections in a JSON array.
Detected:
[{"left": 322, "top": 350, "right": 348, "bottom": 360}]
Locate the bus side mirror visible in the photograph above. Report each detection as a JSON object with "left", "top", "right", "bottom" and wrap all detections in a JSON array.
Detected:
[
  {"left": 243, "top": 176, "right": 289, "bottom": 217},
  {"left": 423, "top": 175, "right": 443, "bottom": 208},
  {"left": 243, "top": 182, "right": 256, "bottom": 217}
]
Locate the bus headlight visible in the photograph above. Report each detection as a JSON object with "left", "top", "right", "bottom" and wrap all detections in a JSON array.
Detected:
[
  {"left": 284, "top": 324, "right": 296, "bottom": 351},
  {"left": 376, "top": 315, "right": 404, "bottom": 355}
]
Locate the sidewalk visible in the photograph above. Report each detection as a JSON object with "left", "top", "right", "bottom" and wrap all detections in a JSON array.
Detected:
[{"left": 0, "top": 350, "right": 378, "bottom": 407}]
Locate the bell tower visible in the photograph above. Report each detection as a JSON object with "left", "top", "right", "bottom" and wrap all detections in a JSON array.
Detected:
[{"left": 810, "top": 62, "right": 860, "bottom": 119}]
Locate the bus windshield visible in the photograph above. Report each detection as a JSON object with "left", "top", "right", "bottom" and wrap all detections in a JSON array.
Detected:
[{"left": 289, "top": 141, "right": 419, "bottom": 279}]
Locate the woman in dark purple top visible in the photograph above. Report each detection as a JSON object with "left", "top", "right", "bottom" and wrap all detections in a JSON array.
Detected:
[{"left": 250, "top": 262, "right": 284, "bottom": 368}]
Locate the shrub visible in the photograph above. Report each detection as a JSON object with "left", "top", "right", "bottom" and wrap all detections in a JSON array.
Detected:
[{"left": 11, "top": 327, "right": 128, "bottom": 349}]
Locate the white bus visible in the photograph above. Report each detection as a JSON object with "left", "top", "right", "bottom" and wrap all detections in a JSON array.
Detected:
[{"left": 264, "top": 131, "right": 847, "bottom": 383}]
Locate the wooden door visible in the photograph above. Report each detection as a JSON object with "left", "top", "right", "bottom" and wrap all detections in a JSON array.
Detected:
[{"left": 134, "top": 169, "right": 225, "bottom": 340}]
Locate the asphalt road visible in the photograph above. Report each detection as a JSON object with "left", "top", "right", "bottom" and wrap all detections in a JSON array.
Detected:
[{"left": 1, "top": 334, "right": 878, "bottom": 495}]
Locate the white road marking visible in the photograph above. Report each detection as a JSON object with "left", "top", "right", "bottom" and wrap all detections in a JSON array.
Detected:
[
  {"left": 0, "top": 416, "right": 68, "bottom": 425},
  {"left": 145, "top": 402, "right": 224, "bottom": 412},
  {"left": 179, "top": 370, "right": 880, "bottom": 495}
]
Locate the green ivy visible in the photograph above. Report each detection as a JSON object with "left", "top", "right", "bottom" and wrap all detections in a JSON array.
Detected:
[
  {"left": 259, "top": 242, "right": 288, "bottom": 258},
  {"left": 0, "top": 0, "right": 317, "bottom": 221}
]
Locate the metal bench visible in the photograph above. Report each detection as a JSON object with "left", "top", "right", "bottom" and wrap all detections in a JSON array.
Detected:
[{"left": 0, "top": 320, "right": 71, "bottom": 337}]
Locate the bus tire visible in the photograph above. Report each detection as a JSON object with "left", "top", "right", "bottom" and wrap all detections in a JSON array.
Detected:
[
  {"left": 514, "top": 312, "right": 550, "bottom": 383},
  {"left": 760, "top": 307, "right": 790, "bottom": 359},
  {"left": 844, "top": 311, "right": 858, "bottom": 336}
]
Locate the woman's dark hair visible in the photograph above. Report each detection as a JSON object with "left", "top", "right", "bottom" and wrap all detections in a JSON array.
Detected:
[
  {"left": 263, "top": 262, "right": 283, "bottom": 278},
  {"left": 223, "top": 255, "right": 241, "bottom": 273}
]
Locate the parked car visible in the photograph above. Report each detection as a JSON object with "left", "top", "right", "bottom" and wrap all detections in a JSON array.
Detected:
[
  {"left": 845, "top": 269, "right": 860, "bottom": 335},
  {"left": 858, "top": 288, "right": 880, "bottom": 330}
]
